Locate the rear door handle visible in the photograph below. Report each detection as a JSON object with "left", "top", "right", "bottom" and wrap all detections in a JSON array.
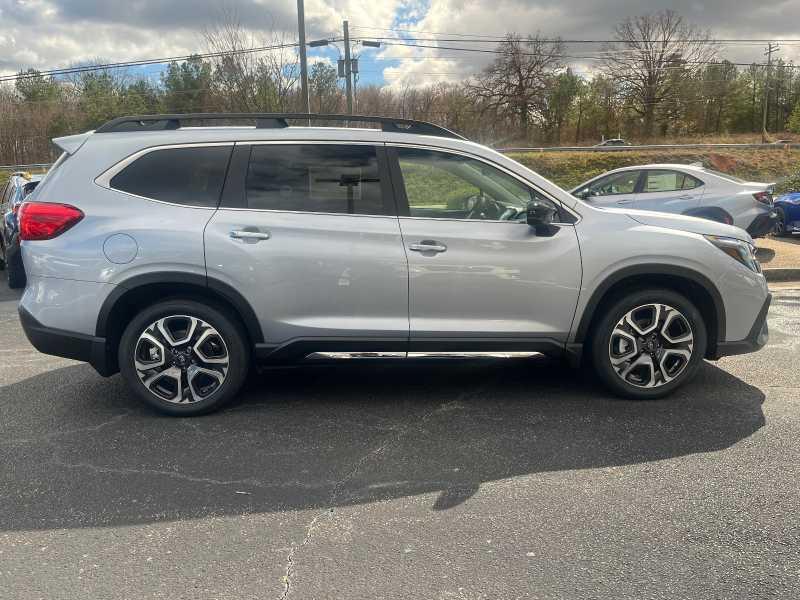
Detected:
[
  {"left": 677, "top": 194, "right": 695, "bottom": 200},
  {"left": 230, "top": 229, "right": 270, "bottom": 241},
  {"left": 409, "top": 241, "right": 447, "bottom": 253}
]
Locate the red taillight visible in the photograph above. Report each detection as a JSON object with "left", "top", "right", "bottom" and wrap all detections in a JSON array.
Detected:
[
  {"left": 18, "top": 202, "right": 84, "bottom": 241},
  {"left": 753, "top": 191, "right": 772, "bottom": 206}
]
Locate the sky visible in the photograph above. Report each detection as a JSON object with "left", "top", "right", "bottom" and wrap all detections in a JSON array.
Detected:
[{"left": 1, "top": 0, "right": 799, "bottom": 88}]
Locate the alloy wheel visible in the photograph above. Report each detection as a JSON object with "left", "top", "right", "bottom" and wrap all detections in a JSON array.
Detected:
[
  {"left": 608, "top": 303, "right": 694, "bottom": 389},
  {"left": 773, "top": 212, "right": 786, "bottom": 236},
  {"left": 133, "top": 315, "right": 229, "bottom": 404}
]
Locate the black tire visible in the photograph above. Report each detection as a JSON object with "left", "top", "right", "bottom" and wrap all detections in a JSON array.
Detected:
[
  {"left": 118, "top": 299, "right": 250, "bottom": 416},
  {"left": 590, "top": 288, "right": 707, "bottom": 400},
  {"left": 773, "top": 207, "right": 787, "bottom": 237},
  {"left": 0, "top": 240, "right": 5, "bottom": 270},
  {"left": 5, "top": 244, "right": 26, "bottom": 289}
]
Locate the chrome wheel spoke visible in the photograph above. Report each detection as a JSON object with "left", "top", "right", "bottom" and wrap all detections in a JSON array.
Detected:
[
  {"left": 625, "top": 303, "right": 661, "bottom": 335},
  {"left": 661, "top": 308, "right": 693, "bottom": 344},
  {"left": 143, "top": 366, "right": 183, "bottom": 402},
  {"left": 187, "top": 365, "right": 225, "bottom": 400},
  {"left": 609, "top": 302, "right": 694, "bottom": 389},
  {"left": 620, "top": 353, "right": 657, "bottom": 388},
  {"left": 192, "top": 328, "right": 229, "bottom": 365},
  {"left": 134, "top": 332, "right": 166, "bottom": 372},
  {"left": 659, "top": 349, "right": 692, "bottom": 383},
  {"left": 157, "top": 316, "right": 198, "bottom": 347},
  {"left": 134, "top": 315, "right": 229, "bottom": 405},
  {"left": 609, "top": 326, "right": 639, "bottom": 365}
]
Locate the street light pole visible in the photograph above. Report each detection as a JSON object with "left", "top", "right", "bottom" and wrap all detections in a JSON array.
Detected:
[
  {"left": 296, "top": 0, "right": 310, "bottom": 120},
  {"left": 343, "top": 20, "right": 353, "bottom": 115}
]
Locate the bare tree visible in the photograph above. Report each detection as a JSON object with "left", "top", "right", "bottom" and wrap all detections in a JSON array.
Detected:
[
  {"left": 603, "top": 10, "right": 717, "bottom": 138},
  {"left": 469, "top": 34, "right": 564, "bottom": 140},
  {"left": 204, "top": 8, "right": 299, "bottom": 112}
]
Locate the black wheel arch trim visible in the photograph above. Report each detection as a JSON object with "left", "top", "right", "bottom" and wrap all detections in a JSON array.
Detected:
[
  {"left": 573, "top": 264, "right": 726, "bottom": 348},
  {"left": 95, "top": 272, "right": 264, "bottom": 343}
]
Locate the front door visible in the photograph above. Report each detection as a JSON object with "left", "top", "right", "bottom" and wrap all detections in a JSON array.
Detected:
[
  {"left": 389, "top": 146, "right": 581, "bottom": 348},
  {"left": 578, "top": 170, "right": 643, "bottom": 209},
  {"left": 204, "top": 143, "right": 409, "bottom": 352}
]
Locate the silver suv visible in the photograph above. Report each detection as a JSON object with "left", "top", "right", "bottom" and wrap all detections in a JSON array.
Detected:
[{"left": 18, "top": 114, "right": 771, "bottom": 416}]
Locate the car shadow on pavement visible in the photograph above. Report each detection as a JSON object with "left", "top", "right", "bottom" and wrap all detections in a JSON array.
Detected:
[{"left": 0, "top": 357, "right": 765, "bottom": 531}]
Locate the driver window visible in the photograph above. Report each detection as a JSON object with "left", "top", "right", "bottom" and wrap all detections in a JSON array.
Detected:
[
  {"left": 396, "top": 148, "right": 536, "bottom": 222},
  {"left": 587, "top": 171, "right": 641, "bottom": 196}
]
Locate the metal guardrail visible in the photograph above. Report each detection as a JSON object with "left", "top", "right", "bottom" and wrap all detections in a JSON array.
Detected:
[
  {"left": 0, "top": 163, "right": 53, "bottom": 171},
  {"left": 499, "top": 143, "right": 800, "bottom": 153}
]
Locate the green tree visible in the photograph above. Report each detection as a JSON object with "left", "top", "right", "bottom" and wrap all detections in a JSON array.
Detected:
[
  {"left": 788, "top": 102, "right": 800, "bottom": 133},
  {"left": 539, "top": 69, "right": 580, "bottom": 144},
  {"left": 309, "top": 62, "right": 340, "bottom": 113},
  {"left": 162, "top": 56, "right": 212, "bottom": 113},
  {"left": 15, "top": 69, "right": 62, "bottom": 103}
]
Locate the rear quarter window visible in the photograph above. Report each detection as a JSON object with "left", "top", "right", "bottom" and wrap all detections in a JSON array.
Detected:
[{"left": 109, "top": 146, "right": 233, "bottom": 207}]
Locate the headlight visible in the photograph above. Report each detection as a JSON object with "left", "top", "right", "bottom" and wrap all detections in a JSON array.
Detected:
[{"left": 704, "top": 235, "right": 761, "bottom": 273}]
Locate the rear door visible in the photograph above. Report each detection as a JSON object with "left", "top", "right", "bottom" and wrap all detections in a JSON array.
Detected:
[
  {"left": 204, "top": 142, "right": 409, "bottom": 353},
  {"left": 389, "top": 146, "right": 581, "bottom": 346},
  {"left": 630, "top": 169, "right": 704, "bottom": 214}
]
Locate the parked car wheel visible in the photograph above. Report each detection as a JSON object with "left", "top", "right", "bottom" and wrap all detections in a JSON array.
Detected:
[
  {"left": 773, "top": 207, "right": 787, "bottom": 237},
  {"left": 591, "top": 289, "right": 707, "bottom": 399},
  {"left": 118, "top": 300, "right": 250, "bottom": 416},
  {"left": 0, "top": 240, "right": 5, "bottom": 270},
  {"left": 5, "top": 244, "right": 26, "bottom": 289}
]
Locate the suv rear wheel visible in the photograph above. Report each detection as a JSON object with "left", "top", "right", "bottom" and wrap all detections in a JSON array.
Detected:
[
  {"left": 118, "top": 300, "right": 249, "bottom": 416},
  {"left": 590, "top": 288, "right": 707, "bottom": 399}
]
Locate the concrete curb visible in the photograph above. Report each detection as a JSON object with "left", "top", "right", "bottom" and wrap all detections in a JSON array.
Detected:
[{"left": 763, "top": 268, "right": 800, "bottom": 282}]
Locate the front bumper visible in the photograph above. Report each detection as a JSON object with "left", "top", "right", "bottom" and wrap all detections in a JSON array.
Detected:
[
  {"left": 746, "top": 211, "right": 778, "bottom": 238},
  {"left": 19, "top": 306, "right": 116, "bottom": 376},
  {"left": 712, "top": 293, "right": 771, "bottom": 359}
]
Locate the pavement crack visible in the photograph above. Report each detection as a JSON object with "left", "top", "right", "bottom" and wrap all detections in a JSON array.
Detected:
[
  {"left": 1, "top": 411, "right": 132, "bottom": 446},
  {"left": 277, "top": 385, "right": 491, "bottom": 599},
  {"left": 49, "top": 459, "right": 268, "bottom": 488}
]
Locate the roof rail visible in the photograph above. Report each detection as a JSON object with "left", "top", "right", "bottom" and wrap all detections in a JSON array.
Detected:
[{"left": 94, "top": 113, "right": 466, "bottom": 140}]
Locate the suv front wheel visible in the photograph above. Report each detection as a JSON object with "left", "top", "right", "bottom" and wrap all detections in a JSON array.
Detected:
[
  {"left": 591, "top": 289, "right": 707, "bottom": 399},
  {"left": 119, "top": 300, "right": 249, "bottom": 416}
]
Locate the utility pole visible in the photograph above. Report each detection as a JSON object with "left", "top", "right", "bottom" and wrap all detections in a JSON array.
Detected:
[
  {"left": 296, "top": 0, "right": 310, "bottom": 120},
  {"left": 343, "top": 20, "right": 353, "bottom": 115},
  {"left": 761, "top": 42, "right": 780, "bottom": 143}
]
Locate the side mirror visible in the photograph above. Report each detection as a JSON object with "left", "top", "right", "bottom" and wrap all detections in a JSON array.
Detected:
[{"left": 526, "top": 199, "right": 558, "bottom": 234}]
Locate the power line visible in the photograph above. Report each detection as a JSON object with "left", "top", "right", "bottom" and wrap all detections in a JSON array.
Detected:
[
  {"left": 370, "top": 39, "right": 800, "bottom": 69},
  {"left": 0, "top": 39, "right": 313, "bottom": 84}
]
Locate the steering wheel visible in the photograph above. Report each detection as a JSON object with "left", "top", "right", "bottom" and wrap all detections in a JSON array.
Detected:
[{"left": 466, "top": 195, "right": 502, "bottom": 220}]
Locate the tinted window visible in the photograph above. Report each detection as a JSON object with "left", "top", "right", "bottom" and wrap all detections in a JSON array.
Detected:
[
  {"left": 396, "top": 147, "right": 545, "bottom": 222},
  {"left": 246, "top": 145, "right": 385, "bottom": 215},
  {"left": 643, "top": 170, "right": 703, "bottom": 193},
  {"left": 586, "top": 171, "right": 640, "bottom": 196},
  {"left": 110, "top": 146, "right": 232, "bottom": 207}
]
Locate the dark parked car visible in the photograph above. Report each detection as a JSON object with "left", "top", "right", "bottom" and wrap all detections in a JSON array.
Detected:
[
  {"left": 773, "top": 192, "right": 800, "bottom": 236},
  {"left": 594, "top": 138, "right": 631, "bottom": 147},
  {"left": 1, "top": 172, "right": 43, "bottom": 288}
]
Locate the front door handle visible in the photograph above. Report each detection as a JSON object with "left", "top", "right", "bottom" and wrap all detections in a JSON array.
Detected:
[
  {"left": 616, "top": 198, "right": 636, "bottom": 205},
  {"left": 230, "top": 229, "right": 270, "bottom": 241},
  {"left": 409, "top": 241, "right": 447, "bottom": 253}
]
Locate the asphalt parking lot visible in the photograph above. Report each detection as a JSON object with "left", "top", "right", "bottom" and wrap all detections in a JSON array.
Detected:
[{"left": 1, "top": 282, "right": 799, "bottom": 599}]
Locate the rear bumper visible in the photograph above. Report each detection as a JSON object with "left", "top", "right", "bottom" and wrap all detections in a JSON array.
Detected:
[
  {"left": 746, "top": 211, "right": 778, "bottom": 238},
  {"left": 712, "top": 293, "right": 771, "bottom": 359},
  {"left": 19, "top": 306, "right": 116, "bottom": 376}
]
